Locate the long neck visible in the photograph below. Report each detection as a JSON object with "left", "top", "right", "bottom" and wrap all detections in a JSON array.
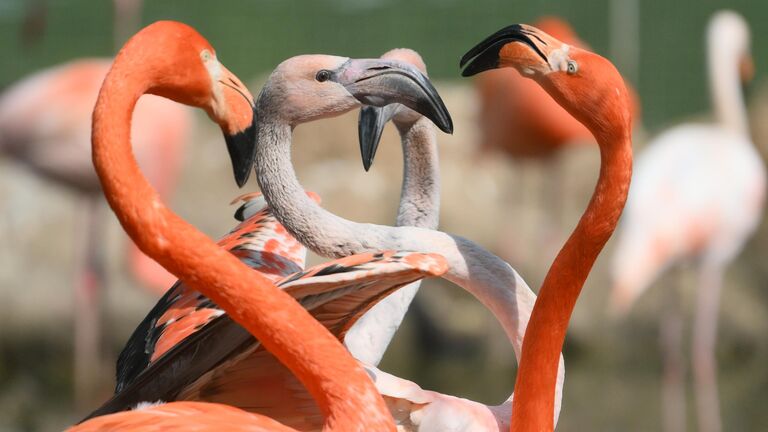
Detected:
[
  {"left": 510, "top": 130, "right": 632, "bottom": 432},
  {"left": 396, "top": 117, "right": 440, "bottom": 229},
  {"left": 254, "top": 101, "right": 564, "bottom": 413},
  {"left": 708, "top": 35, "right": 749, "bottom": 136},
  {"left": 91, "top": 62, "right": 394, "bottom": 431},
  {"left": 343, "top": 116, "right": 441, "bottom": 365}
]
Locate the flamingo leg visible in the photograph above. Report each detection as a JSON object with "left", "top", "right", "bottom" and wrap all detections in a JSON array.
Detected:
[
  {"left": 660, "top": 276, "right": 686, "bottom": 432},
  {"left": 72, "top": 197, "right": 105, "bottom": 411},
  {"left": 692, "top": 261, "right": 724, "bottom": 432}
]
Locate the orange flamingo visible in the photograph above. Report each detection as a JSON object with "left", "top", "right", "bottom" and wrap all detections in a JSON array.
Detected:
[
  {"left": 72, "top": 20, "right": 397, "bottom": 430},
  {"left": 0, "top": 58, "right": 190, "bottom": 407},
  {"left": 610, "top": 11, "right": 764, "bottom": 432},
  {"left": 461, "top": 23, "right": 633, "bottom": 431}
]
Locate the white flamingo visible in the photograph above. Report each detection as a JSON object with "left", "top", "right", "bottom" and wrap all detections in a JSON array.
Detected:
[{"left": 610, "top": 11, "right": 765, "bottom": 432}]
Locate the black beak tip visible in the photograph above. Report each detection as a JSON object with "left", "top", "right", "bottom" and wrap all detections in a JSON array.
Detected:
[
  {"left": 225, "top": 124, "right": 257, "bottom": 189},
  {"left": 459, "top": 24, "right": 541, "bottom": 78}
]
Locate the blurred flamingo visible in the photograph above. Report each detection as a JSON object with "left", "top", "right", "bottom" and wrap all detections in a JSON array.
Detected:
[
  {"left": 5, "top": 0, "right": 188, "bottom": 409},
  {"left": 460, "top": 22, "right": 634, "bottom": 430},
  {"left": 73, "top": 20, "right": 399, "bottom": 431},
  {"left": 610, "top": 11, "right": 765, "bottom": 432},
  {"left": 0, "top": 58, "right": 191, "bottom": 407}
]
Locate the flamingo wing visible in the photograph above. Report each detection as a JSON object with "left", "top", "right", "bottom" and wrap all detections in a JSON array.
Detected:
[
  {"left": 86, "top": 250, "right": 446, "bottom": 422},
  {"left": 174, "top": 251, "right": 446, "bottom": 428},
  {"left": 114, "top": 194, "right": 309, "bottom": 392}
]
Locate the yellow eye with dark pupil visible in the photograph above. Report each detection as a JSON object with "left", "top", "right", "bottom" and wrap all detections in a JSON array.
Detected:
[{"left": 316, "top": 70, "right": 331, "bottom": 82}]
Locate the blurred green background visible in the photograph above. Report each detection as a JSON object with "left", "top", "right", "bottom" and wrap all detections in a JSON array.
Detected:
[
  {"left": 2, "top": 0, "right": 768, "bottom": 129},
  {"left": 1, "top": 0, "right": 768, "bottom": 431}
]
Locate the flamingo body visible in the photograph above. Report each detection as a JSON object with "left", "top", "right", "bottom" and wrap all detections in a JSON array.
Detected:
[{"left": 612, "top": 124, "right": 765, "bottom": 309}]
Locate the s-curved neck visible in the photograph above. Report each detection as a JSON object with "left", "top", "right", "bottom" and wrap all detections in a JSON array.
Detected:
[
  {"left": 91, "top": 57, "right": 394, "bottom": 431},
  {"left": 708, "top": 31, "right": 749, "bottom": 136},
  {"left": 510, "top": 127, "right": 632, "bottom": 431}
]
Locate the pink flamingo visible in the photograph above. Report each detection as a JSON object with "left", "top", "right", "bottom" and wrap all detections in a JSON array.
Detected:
[
  {"left": 72, "top": 20, "right": 399, "bottom": 431},
  {"left": 610, "top": 11, "right": 764, "bottom": 432},
  {"left": 0, "top": 57, "right": 191, "bottom": 407}
]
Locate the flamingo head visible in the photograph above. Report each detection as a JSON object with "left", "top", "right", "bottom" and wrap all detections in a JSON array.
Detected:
[
  {"left": 119, "top": 21, "right": 256, "bottom": 187},
  {"left": 707, "top": 11, "right": 753, "bottom": 84},
  {"left": 257, "top": 54, "right": 452, "bottom": 164},
  {"left": 358, "top": 48, "right": 433, "bottom": 171},
  {"left": 460, "top": 24, "right": 632, "bottom": 141}
]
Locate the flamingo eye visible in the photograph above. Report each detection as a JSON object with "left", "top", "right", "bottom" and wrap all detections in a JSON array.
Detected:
[
  {"left": 201, "top": 50, "right": 213, "bottom": 62},
  {"left": 566, "top": 60, "right": 578, "bottom": 74},
  {"left": 315, "top": 70, "right": 331, "bottom": 82}
]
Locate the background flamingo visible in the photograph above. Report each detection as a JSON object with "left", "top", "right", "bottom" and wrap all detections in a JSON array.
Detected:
[
  {"left": 2, "top": 0, "right": 188, "bottom": 410},
  {"left": 610, "top": 11, "right": 765, "bottom": 432},
  {"left": 0, "top": 59, "right": 190, "bottom": 409},
  {"left": 76, "top": 20, "right": 398, "bottom": 431}
]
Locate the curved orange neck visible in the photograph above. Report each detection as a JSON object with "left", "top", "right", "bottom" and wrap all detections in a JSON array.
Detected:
[
  {"left": 509, "top": 126, "right": 632, "bottom": 431},
  {"left": 91, "top": 48, "right": 394, "bottom": 431}
]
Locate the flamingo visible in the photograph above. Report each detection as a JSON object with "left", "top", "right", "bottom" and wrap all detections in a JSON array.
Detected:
[
  {"left": 459, "top": 22, "right": 634, "bottom": 431},
  {"left": 345, "top": 48, "right": 441, "bottom": 365},
  {"left": 72, "top": 20, "right": 400, "bottom": 431},
  {"left": 610, "top": 11, "right": 765, "bottom": 432},
  {"left": 0, "top": 58, "right": 191, "bottom": 407}
]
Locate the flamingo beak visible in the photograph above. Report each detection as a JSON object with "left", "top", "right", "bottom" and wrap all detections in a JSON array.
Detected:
[
  {"left": 459, "top": 24, "right": 549, "bottom": 76},
  {"left": 223, "top": 116, "right": 257, "bottom": 188},
  {"left": 217, "top": 65, "right": 257, "bottom": 188},
  {"left": 334, "top": 59, "right": 454, "bottom": 135},
  {"left": 357, "top": 104, "right": 398, "bottom": 171}
]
